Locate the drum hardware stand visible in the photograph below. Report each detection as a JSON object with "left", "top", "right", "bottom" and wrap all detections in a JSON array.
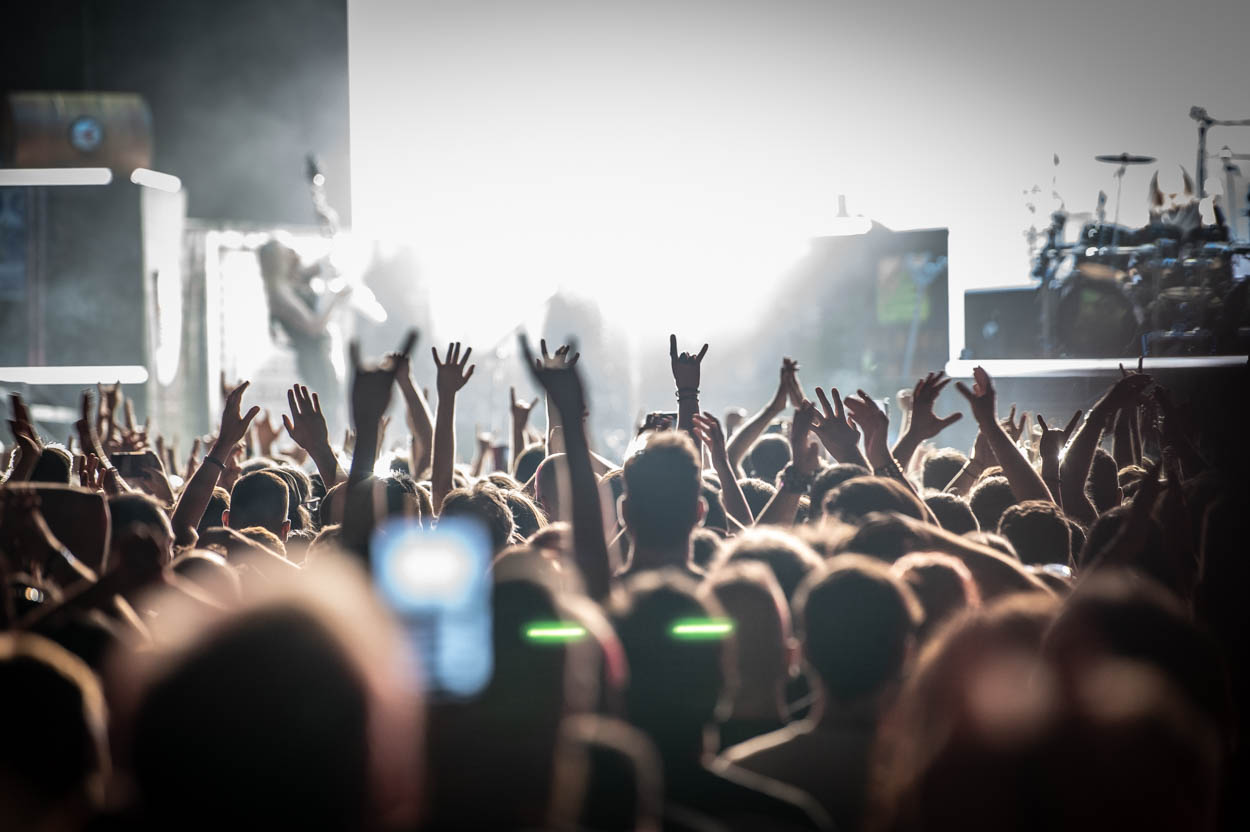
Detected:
[
  {"left": 1110, "top": 161, "right": 1127, "bottom": 251},
  {"left": 1190, "top": 107, "right": 1250, "bottom": 199}
]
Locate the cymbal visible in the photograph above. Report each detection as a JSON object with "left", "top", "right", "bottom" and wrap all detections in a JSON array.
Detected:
[{"left": 1095, "top": 152, "right": 1157, "bottom": 165}]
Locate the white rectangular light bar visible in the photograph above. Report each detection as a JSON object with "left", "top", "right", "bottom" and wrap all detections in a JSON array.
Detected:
[
  {"left": 0, "top": 168, "right": 114, "bottom": 187},
  {"left": 0, "top": 365, "right": 149, "bottom": 385},
  {"left": 130, "top": 167, "right": 182, "bottom": 193},
  {"left": 945, "top": 356, "right": 1248, "bottom": 378}
]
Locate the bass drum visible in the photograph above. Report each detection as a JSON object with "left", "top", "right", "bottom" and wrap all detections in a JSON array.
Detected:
[{"left": 1054, "top": 277, "right": 1140, "bottom": 357}]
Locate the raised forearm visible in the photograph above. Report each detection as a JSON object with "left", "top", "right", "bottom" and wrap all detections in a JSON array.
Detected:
[
  {"left": 170, "top": 442, "right": 226, "bottom": 546},
  {"left": 713, "top": 455, "right": 754, "bottom": 526},
  {"left": 982, "top": 419, "right": 1052, "bottom": 503},
  {"left": 562, "top": 421, "right": 612, "bottom": 600},
  {"left": 431, "top": 397, "right": 456, "bottom": 512},
  {"left": 891, "top": 428, "right": 926, "bottom": 473},
  {"left": 1059, "top": 407, "right": 1106, "bottom": 524},
  {"left": 727, "top": 403, "right": 782, "bottom": 473},
  {"left": 755, "top": 489, "right": 801, "bottom": 527}
]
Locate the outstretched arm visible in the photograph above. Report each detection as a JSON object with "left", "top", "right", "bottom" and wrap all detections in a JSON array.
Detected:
[
  {"left": 693, "top": 412, "right": 754, "bottom": 527},
  {"left": 756, "top": 401, "right": 821, "bottom": 527},
  {"left": 891, "top": 372, "right": 962, "bottom": 470},
  {"left": 282, "top": 384, "right": 343, "bottom": 488},
  {"left": 1060, "top": 372, "right": 1151, "bottom": 525},
  {"left": 811, "top": 386, "right": 869, "bottom": 468},
  {"left": 670, "top": 334, "right": 709, "bottom": 454},
  {"left": 171, "top": 381, "right": 260, "bottom": 546},
  {"left": 508, "top": 386, "right": 539, "bottom": 473},
  {"left": 521, "top": 334, "right": 612, "bottom": 601},
  {"left": 396, "top": 356, "right": 435, "bottom": 478},
  {"left": 955, "top": 366, "right": 1053, "bottom": 504},
  {"left": 727, "top": 358, "right": 799, "bottom": 474},
  {"left": 430, "top": 341, "right": 475, "bottom": 512}
]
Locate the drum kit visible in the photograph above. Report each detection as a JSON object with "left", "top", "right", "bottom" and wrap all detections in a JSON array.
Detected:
[{"left": 1031, "top": 108, "right": 1250, "bottom": 357}]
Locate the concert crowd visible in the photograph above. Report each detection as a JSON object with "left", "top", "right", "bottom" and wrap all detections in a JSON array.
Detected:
[{"left": 0, "top": 328, "right": 1245, "bottom": 831}]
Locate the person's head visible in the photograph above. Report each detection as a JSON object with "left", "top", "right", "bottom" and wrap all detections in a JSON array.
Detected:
[
  {"left": 703, "top": 561, "right": 794, "bottom": 699},
  {"left": 699, "top": 481, "right": 727, "bottom": 534},
  {"left": 171, "top": 551, "right": 243, "bottom": 606},
  {"left": 837, "top": 511, "right": 923, "bottom": 562},
  {"left": 107, "top": 492, "right": 174, "bottom": 569},
  {"left": 621, "top": 432, "right": 704, "bottom": 550},
  {"left": 736, "top": 477, "right": 777, "bottom": 519},
  {"left": 922, "top": 448, "right": 969, "bottom": 492},
  {"left": 997, "top": 499, "right": 1070, "bottom": 566},
  {"left": 1088, "top": 447, "right": 1123, "bottom": 512},
  {"left": 808, "top": 463, "right": 871, "bottom": 521},
  {"left": 130, "top": 605, "right": 374, "bottom": 830},
  {"left": 514, "top": 443, "right": 546, "bottom": 485},
  {"left": 240, "top": 525, "right": 286, "bottom": 556},
  {"left": 746, "top": 434, "right": 791, "bottom": 483},
  {"left": 31, "top": 445, "right": 72, "bottom": 484},
  {"left": 892, "top": 553, "right": 981, "bottom": 643},
  {"left": 716, "top": 527, "right": 823, "bottom": 605},
  {"left": 822, "top": 476, "right": 928, "bottom": 525},
  {"left": 796, "top": 555, "right": 921, "bottom": 705},
  {"left": 969, "top": 475, "right": 1016, "bottom": 533},
  {"left": 964, "top": 530, "right": 1019, "bottom": 559},
  {"left": 0, "top": 633, "right": 108, "bottom": 829},
  {"left": 552, "top": 715, "right": 662, "bottom": 832},
  {"left": 440, "top": 482, "right": 516, "bottom": 554},
  {"left": 610, "top": 571, "right": 731, "bottom": 748},
  {"left": 275, "top": 465, "right": 314, "bottom": 529},
  {"left": 924, "top": 491, "right": 979, "bottom": 534},
  {"left": 197, "top": 487, "right": 230, "bottom": 539},
  {"left": 1076, "top": 505, "right": 1130, "bottom": 569},
  {"left": 224, "top": 470, "right": 291, "bottom": 540},
  {"left": 257, "top": 238, "right": 299, "bottom": 285},
  {"left": 534, "top": 453, "right": 567, "bottom": 521},
  {"left": 690, "top": 527, "right": 724, "bottom": 571},
  {"left": 501, "top": 488, "right": 547, "bottom": 540}
]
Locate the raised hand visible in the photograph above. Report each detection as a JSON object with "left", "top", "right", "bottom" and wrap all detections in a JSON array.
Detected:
[
  {"left": 509, "top": 386, "right": 540, "bottom": 427},
  {"left": 8, "top": 392, "right": 43, "bottom": 480},
  {"left": 954, "top": 366, "right": 998, "bottom": 426},
  {"left": 521, "top": 334, "right": 586, "bottom": 420},
  {"left": 1037, "top": 411, "right": 1081, "bottom": 462},
  {"left": 254, "top": 410, "right": 283, "bottom": 456},
  {"left": 790, "top": 400, "right": 822, "bottom": 475},
  {"left": 283, "top": 385, "right": 331, "bottom": 454},
  {"left": 215, "top": 381, "right": 261, "bottom": 454},
  {"left": 691, "top": 411, "right": 729, "bottom": 460},
  {"left": 1000, "top": 404, "right": 1028, "bottom": 444},
  {"left": 432, "top": 341, "right": 475, "bottom": 399},
  {"left": 669, "top": 334, "right": 708, "bottom": 391},
  {"left": 767, "top": 358, "right": 801, "bottom": 412},
  {"left": 537, "top": 339, "right": 579, "bottom": 371},
  {"left": 906, "top": 372, "right": 963, "bottom": 440},
  {"left": 812, "top": 386, "right": 863, "bottom": 462},
  {"left": 843, "top": 389, "right": 890, "bottom": 463},
  {"left": 352, "top": 330, "right": 419, "bottom": 433}
]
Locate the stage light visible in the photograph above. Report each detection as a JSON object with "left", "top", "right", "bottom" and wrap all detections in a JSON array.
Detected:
[
  {"left": 0, "top": 168, "right": 113, "bottom": 187},
  {"left": 130, "top": 168, "right": 182, "bottom": 193}
]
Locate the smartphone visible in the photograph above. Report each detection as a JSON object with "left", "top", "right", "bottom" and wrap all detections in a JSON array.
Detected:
[
  {"left": 640, "top": 411, "right": 677, "bottom": 433},
  {"left": 111, "top": 450, "right": 163, "bottom": 480},
  {"left": 370, "top": 516, "right": 493, "bottom": 700}
]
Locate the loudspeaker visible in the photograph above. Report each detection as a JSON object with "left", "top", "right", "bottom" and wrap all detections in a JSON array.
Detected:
[
  {"left": 963, "top": 286, "right": 1041, "bottom": 359},
  {"left": 2, "top": 92, "right": 153, "bottom": 171}
]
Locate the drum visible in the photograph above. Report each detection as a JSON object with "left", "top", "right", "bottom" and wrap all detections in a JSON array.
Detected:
[{"left": 1053, "top": 276, "right": 1140, "bottom": 357}]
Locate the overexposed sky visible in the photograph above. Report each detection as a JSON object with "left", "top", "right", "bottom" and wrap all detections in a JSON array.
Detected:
[{"left": 349, "top": 0, "right": 1250, "bottom": 352}]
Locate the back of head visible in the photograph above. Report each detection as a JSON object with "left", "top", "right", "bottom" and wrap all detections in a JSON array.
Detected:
[
  {"left": 796, "top": 555, "right": 921, "bottom": 703},
  {"left": 227, "top": 470, "right": 290, "bottom": 536},
  {"left": 502, "top": 488, "right": 547, "bottom": 539},
  {"left": 107, "top": 491, "right": 174, "bottom": 568},
  {"left": 1089, "top": 447, "right": 1121, "bottom": 512},
  {"left": 737, "top": 477, "right": 777, "bottom": 519},
  {"left": 747, "top": 434, "right": 791, "bottom": 483},
  {"left": 621, "top": 432, "right": 702, "bottom": 549},
  {"left": 822, "top": 475, "right": 928, "bottom": 526},
  {"left": 968, "top": 475, "right": 1015, "bottom": 533},
  {"left": 199, "top": 487, "right": 230, "bottom": 537},
  {"left": 514, "top": 443, "right": 546, "bottom": 485},
  {"left": 0, "top": 633, "right": 107, "bottom": 828},
  {"left": 1077, "top": 505, "right": 1129, "bottom": 569},
  {"left": 690, "top": 527, "right": 723, "bottom": 571},
  {"left": 553, "top": 715, "right": 662, "bottom": 832},
  {"left": 440, "top": 482, "right": 516, "bottom": 554},
  {"left": 31, "top": 445, "right": 72, "bottom": 484},
  {"left": 924, "top": 491, "right": 979, "bottom": 535},
  {"left": 808, "top": 463, "right": 871, "bottom": 521},
  {"left": 922, "top": 448, "right": 968, "bottom": 492},
  {"left": 610, "top": 571, "right": 730, "bottom": 741},
  {"left": 704, "top": 561, "right": 791, "bottom": 692},
  {"left": 892, "top": 553, "right": 980, "bottom": 643},
  {"left": 997, "top": 499, "right": 1070, "bottom": 565},
  {"left": 131, "top": 605, "right": 370, "bottom": 831},
  {"left": 717, "top": 527, "right": 822, "bottom": 604}
]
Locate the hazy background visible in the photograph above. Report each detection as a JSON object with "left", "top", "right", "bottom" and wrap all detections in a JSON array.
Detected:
[{"left": 348, "top": 0, "right": 1250, "bottom": 357}]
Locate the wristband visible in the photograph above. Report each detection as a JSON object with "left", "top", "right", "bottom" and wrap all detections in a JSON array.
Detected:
[
  {"left": 778, "top": 463, "right": 815, "bottom": 494},
  {"left": 944, "top": 459, "right": 984, "bottom": 491},
  {"left": 676, "top": 388, "right": 700, "bottom": 400},
  {"left": 873, "top": 455, "right": 906, "bottom": 482},
  {"left": 201, "top": 455, "right": 226, "bottom": 469}
]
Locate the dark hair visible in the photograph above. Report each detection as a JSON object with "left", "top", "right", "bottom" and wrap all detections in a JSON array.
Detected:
[
  {"left": 796, "top": 555, "right": 921, "bottom": 702},
  {"left": 514, "top": 443, "right": 546, "bottom": 484},
  {"left": 31, "top": 445, "right": 72, "bottom": 484},
  {"left": 699, "top": 481, "right": 728, "bottom": 533},
  {"left": 107, "top": 492, "right": 173, "bottom": 568},
  {"left": 228, "top": 470, "right": 290, "bottom": 536},
  {"left": 968, "top": 475, "right": 1015, "bottom": 532},
  {"left": 737, "top": 477, "right": 777, "bottom": 519},
  {"left": 892, "top": 553, "right": 980, "bottom": 643},
  {"left": 621, "top": 433, "right": 702, "bottom": 549},
  {"left": 924, "top": 491, "right": 979, "bottom": 534},
  {"left": 690, "top": 527, "right": 724, "bottom": 571},
  {"left": 822, "top": 476, "right": 927, "bottom": 525},
  {"left": 717, "top": 528, "right": 822, "bottom": 604},
  {"left": 198, "top": 487, "right": 231, "bottom": 538},
  {"left": 808, "top": 463, "right": 871, "bottom": 521},
  {"left": 441, "top": 482, "right": 516, "bottom": 554},
  {"left": 1077, "top": 505, "right": 1130, "bottom": 569},
  {"left": 502, "top": 489, "right": 548, "bottom": 539},
  {"left": 746, "top": 434, "right": 790, "bottom": 483},
  {"left": 922, "top": 448, "right": 968, "bottom": 491},
  {"left": 1088, "top": 447, "right": 1121, "bottom": 512},
  {"left": 997, "top": 499, "right": 1070, "bottom": 565}
]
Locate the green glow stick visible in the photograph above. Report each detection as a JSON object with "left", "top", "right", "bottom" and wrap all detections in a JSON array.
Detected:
[
  {"left": 670, "top": 618, "right": 734, "bottom": 639},
  {"left": 524, "top": 622, "right": 587, "bottom": 642}
]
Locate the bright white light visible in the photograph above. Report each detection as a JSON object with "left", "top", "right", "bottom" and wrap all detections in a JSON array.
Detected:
[
  {"left": 0, "top": 168, "right": 113, "bottom": 187},
  {"left": 130, "top": 168, "right": 182, "bottom": 193},
  {"left": 0, "top": 365, "right": 149, "bottom": 384},
  {"left": 945, "top": 356, "right": 1248, "bottom": 378}
]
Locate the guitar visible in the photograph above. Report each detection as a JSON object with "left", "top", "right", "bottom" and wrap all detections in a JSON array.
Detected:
[{"left": 304, "top": 153, "right": 387, "bottom": 323}]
